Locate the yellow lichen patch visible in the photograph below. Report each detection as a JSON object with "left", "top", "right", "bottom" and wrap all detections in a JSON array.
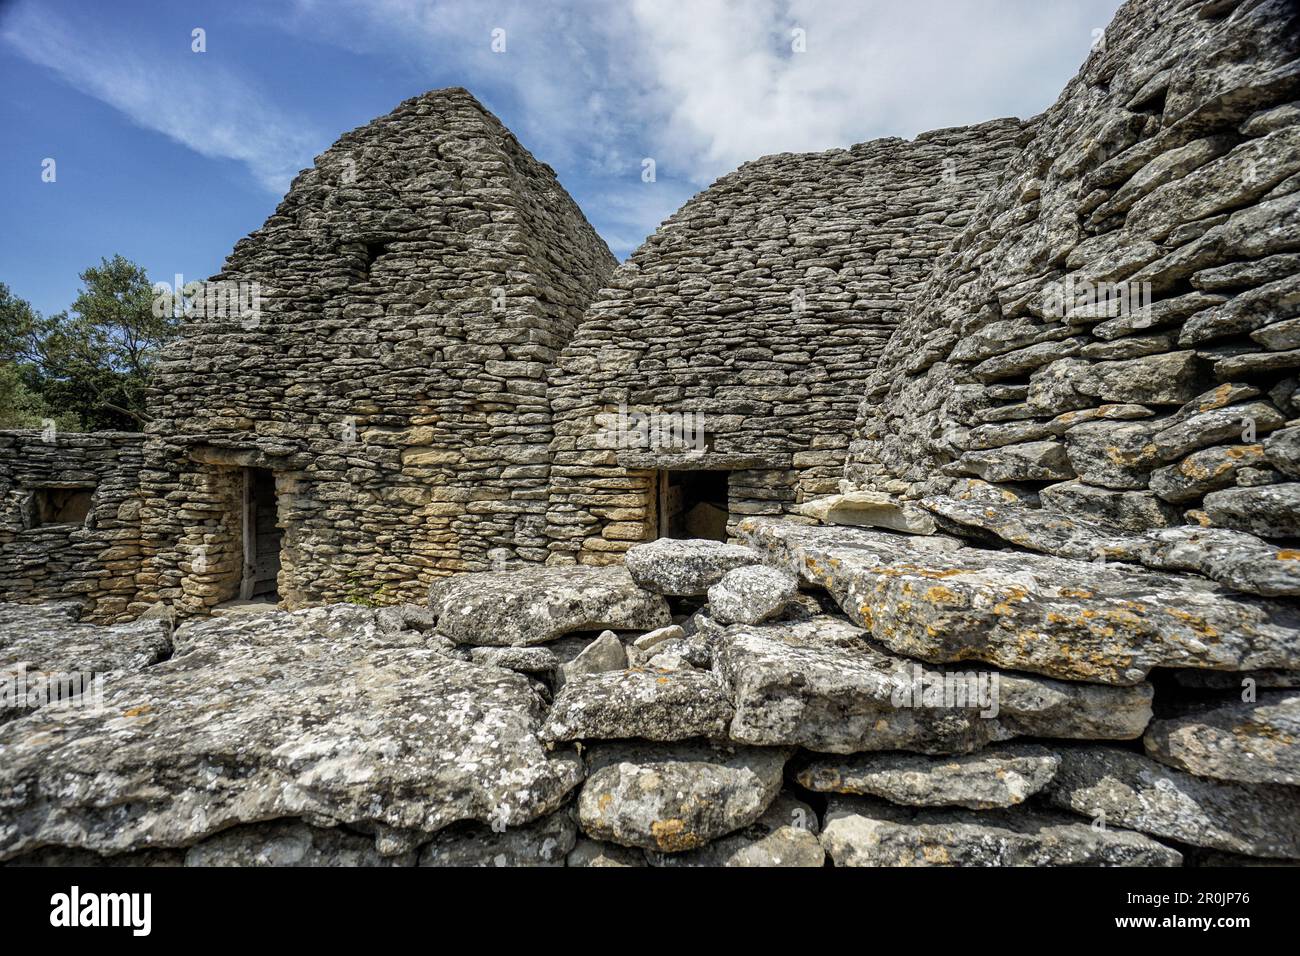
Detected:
[
  {"left": 655, "top": 676, "right": 670, "bottom": 684},
  {"left": 1199, "top": 383, "right": 1235, "bottom": 411},
  {"left": 1059, "top": 588, "right": 1093, "bottom": 598},
  {"left": 123, "top": 705, "right": 152, "bottom": 717},
  {"left": 1277, "top": 550, "right": 1300, "bottom": 561},
  {"left": 921, "top": 844, "right": 951, "bottom": 865},
  {"left": 1163, "top": 606, "right": 1219, "bottom": 640},
  {"left": 598, "top": 793, "right": 613, "bottom": 813},
  {"left": 924, "top": 585, "right": 959, "bottom": 603},
  {"left": 651, "top": 819, "right": 702, "bottom": 852}
]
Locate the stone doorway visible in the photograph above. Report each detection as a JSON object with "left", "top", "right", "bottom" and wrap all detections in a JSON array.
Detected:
[
  {"left": 658, "top": 470, "right": 729, "bottom": 540},
  {"left": 240, "top": 467, "right": 282, "bottom": 601}
]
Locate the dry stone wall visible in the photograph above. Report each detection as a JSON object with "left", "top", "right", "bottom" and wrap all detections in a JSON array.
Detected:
[
  {"left": 140, "top": 88, "right": 616, "bottom": 615},
  {"left": 0, "top": 431, "right": 144, "bottom": 622},
  {"left": 545, "top": 120, "right": 1027, "bottom": 565},
  {"left": 846, "top": 0, "right": 1300, "bottom": 573}
]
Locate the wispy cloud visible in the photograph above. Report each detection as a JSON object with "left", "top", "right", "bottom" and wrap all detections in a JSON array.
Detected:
[
  {"left": 278, "top": 0, "right": 1121, "bottom": 249},
  {"left": 1, "top": 3, "right": 324, "bottom": 193}
]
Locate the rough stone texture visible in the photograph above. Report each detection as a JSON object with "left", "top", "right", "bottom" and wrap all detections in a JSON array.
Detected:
[
  {"left": 706, "top": 565, "right": 798, "bottom": 625},
  {"left": 429, "top": 565, "right": 670, "bottom": 646},
  {"left": 416, "top": 811, "right": 576, "bottom": 867},
  {"left": 845, "top": 0, "right": 1300, "bottom": 585},
  {"left": 821, "top": 796, "right": 1182, "bottom": 867},
  {"left": 714, "top": 616, "right": 1153, "bottom": 754},
  {"left": 139, "top": 88, "right": 617, "bottom": 617},
  {"left": 545, "top": 118, "right": 1027, "bottom": 563},
  {"left": 740, "top": 517, "right": 1300, "bottom": 685},
  {"left": 565, "top": 837, "right": 646, "bottom": 867},
  {"left": 797, "top": 745, "right": 1061, "bottom": 810},
  {"left": 0, "top": 601, "right": 173, "bottom": 723},
  {"left": 623, "top": 538, "right": 759, "bottom": 595},
  {"left": 1143, "top": 691, "right": 1299, "bottom": 785},
  {"left": 576, "top": 742, "right": 788, "bottom": 852},
  {"left": 645, "top": 793, "right": 824, "bottom": 867},
  {"left": 0, "top": 431, "right": 146, "bottom": 623},
  {"left": 541, "top": 667, "right": 733, "bottom": 742},
  {"left": 0, "top": 605, "right": 583, "bottom": 861},
  {"left": 1045, "top": 745, "right": 1300, "bottom": 858},
  {"left": 185, "top": 820, "right": 414, "bottom": 867}
]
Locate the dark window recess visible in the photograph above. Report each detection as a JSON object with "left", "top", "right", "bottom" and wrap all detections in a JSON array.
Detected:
[
  {"left": 31, "top": 487, "right": 94, "bottom": 527},
  {"left": 660, "top": 470, "right": 729, "bottom": 541},
  {"left": 361, "top": 241, "right": 390, "bottom": 276}
]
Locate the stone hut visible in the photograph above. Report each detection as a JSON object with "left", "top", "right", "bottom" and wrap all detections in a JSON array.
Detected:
[
  {"left": 544, "top": 120, "right": 1027, "bottom": 564},
  {"left": 846, "top": 0, "right": 1300, "bottom": 581},
  {"left": 137, "top": 88, "right": 616, "bottom": 615},
  {"left": 0, "top": 430, "right": 145, "bottom": 621}
]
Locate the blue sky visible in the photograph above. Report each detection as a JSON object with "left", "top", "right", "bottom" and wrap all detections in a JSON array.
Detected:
[{"left": 1, "top": 0, "right": 1123, "bottom": 318}]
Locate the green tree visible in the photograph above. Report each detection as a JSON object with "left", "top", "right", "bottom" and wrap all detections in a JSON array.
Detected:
[{"left": 0, "top": 257, "right": 180, "bottom": 431}]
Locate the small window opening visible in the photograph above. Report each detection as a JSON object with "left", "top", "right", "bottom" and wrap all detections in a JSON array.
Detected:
[
  {"left": 659, "top": 470, "right": 729, "bottom": 541},
  {"left": 30, "top": 487, "right": 94, "bottom": 527}
]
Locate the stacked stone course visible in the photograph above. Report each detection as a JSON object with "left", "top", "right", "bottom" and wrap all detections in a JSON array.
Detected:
[
  {"left": 0, "top": 431, "right": 144, "bottom": 622},
  {"left": 546, "top": 119, "right": 1027, "bottom": 563}
]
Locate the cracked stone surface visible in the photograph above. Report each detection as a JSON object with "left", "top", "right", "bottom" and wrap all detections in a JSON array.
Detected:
[
  {"left": 1044, "top": 745, "right": 1300, "bottom": 858},
  {"left": 714, "top": 616, "right": 1152, "bottom": 754},
  {"left": 0, "top": 605, "right": 583, "bottom": 861}
]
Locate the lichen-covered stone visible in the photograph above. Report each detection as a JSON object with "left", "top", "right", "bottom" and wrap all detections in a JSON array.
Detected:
[
  {"left": 707, "top": 565, "right": 798, "bottom": 625},
  {"left": 740, "top": 518, "right": 1300, "bottom": 685},
  {"left": 429, "top": 565, "right": 670, "bottom": 646},
  {"left": 0, "top": 601, "right": 173, "bottom": 722},
  {"left": 797, "top": 745, "right": 1060, "bottom": 810},
  {"left": 417, "top": 811, "right": 576, "bottom": 867},
  {"left": 714, "top": 616, "right": 1151, "bottom": 754},
  {"left": 0, "top": 605, "right": 583, "bottom": 861},
  {"left": 645, "top": 793, "right": 823, "bottom": 867},
  {"left": 541, "top": 667, "right": 733, "bottom": 743},
  {"left": 820, "top": 797, "right": 1181, "bottom": 867},
  {"left": 576, "top": 742, "right": 788, "bottom": 853},
  {"left": 623, "top": 539, "right": 760, "bottom": 596},
  {"left": 1045, "top": 745, "right": 1300, "bottom": 858},
  {"left": 1143, "top": 691, "right": 1299, "bottom": 786}
]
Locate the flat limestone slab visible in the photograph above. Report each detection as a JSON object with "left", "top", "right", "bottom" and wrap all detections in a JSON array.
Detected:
[
  {"left": 1045, "top": 745, "right": 1300, "bottom": 858},
  {"left": 541, "top": 666, "right": 733, "bottom": 743},
  {"left": 796, "top": 745, "right": 1060, "bottom": 809},
  {"left": 820, "top": 796, "right": 1182, "bottom": 867},
  {"left": 1143, "top": 691, "right": 1300, "bottom": 785},
  {"left": 713, "top": 616, "right": 1152, "bottom": 754},
  {"left": 429, "top": 565, "right": 671, "bottom": 646},
  {"left": 0, "top": 602, "right": 174, "bottom": 723},
  {"left": 0, "top": 605, "right": 582, "bottom": 861},
  {"left": 738, "top": 518, "right": 1300, "bottom": 684}
]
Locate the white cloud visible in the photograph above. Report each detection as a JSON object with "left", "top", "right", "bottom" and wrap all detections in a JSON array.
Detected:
[
  {"left": 2, "top": 3, "right": 323, "bottom": 193},
  {"left": 279, "top": 0, "right": 1123, "bottom": 246},
  {"left": 626, "top": 0, "right": 1124, "bottom": 180}
]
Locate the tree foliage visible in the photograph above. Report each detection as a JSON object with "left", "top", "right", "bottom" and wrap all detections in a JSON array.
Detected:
[{"left": 0, "top": 256, "right": 179, "bottom": 431}]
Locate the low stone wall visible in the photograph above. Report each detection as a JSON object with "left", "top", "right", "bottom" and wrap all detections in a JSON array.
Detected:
[
  {"left": 3, "top": 530, "right": 1294, "bottom": 866},
  {"left": 0, "top": 430, "right": 145, "bottom": 623}
]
